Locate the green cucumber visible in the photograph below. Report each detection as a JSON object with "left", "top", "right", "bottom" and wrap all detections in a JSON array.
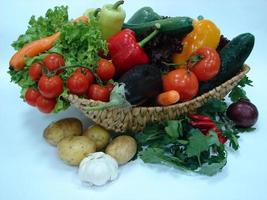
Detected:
[
  {"left": 127, "top": 7, "right": 161, "bottom": 24},
  {"left": 123, "top": 17, "right": 193, "bottom": 35},
  {"left": 198, "top": 33, "right": 255, "bottom": 95}
]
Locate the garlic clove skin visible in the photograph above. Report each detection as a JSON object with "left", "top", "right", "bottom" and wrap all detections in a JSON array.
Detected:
[{"left": 78, "top": 152, "right": 119, "bottom": 186}]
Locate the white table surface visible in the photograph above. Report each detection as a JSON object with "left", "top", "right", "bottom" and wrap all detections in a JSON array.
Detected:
[{"left": 1, "top": 0, "right": 267, "bottom": 199}]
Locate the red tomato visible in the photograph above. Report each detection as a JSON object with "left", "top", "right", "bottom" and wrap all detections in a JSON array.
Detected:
[
  {"left": 88, "top": 84, "right": 110, "bottom": 102},
  {"left": 75, "top": 67, "right": 94, "bottom": 85},
  {"left": 36, "top": 95, "right": 56, "bottom": 113},
  {"left": 29, "top": 62, "right": 42, "bottom": 81},
  {"left": 24, "top": 88, "right": 41, "bottom": 106},
  {"left": 97, "top": 59, "right": 116, "bottom": 81},
  {"left": 38, "top": 75, "right": 63, "bottom": 99},
  {"left": 163, "top": 68, "right": 199, "bottom": 101},
  {"left": 105, "top": 83, "right": 114, "bottom": 93},
  {"left": 67, "top": 71, "right": 90, "bottom": 95},
  {"left": 190, "top": 47, "right": 221, "bottom": 81},
  {"left": 43, "top": 53, "right": 65, "bottom": 71}
]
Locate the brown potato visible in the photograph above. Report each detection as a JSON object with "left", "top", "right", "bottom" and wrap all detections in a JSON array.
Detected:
[
  {"left": 105, "top": 135, "right": 137, "bottom": 165},
  {"left": 43, "top": 118, "right": 82, "bottom": 146},
  {"left": 57, "top": 136, "right": 96, "bottom": 166},
  {"left": 83, "top": 125, "right": 110, "bottom": 151}
]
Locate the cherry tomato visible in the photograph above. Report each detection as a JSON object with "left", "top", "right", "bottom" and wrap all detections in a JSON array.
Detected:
[
  {"left": 97, "top": 59, "right": 116, "bottom": 81},
  {"left": 67, "top": 71, "right": 90, "bottom": 95},
  {"left": 36, "top": 95, "right": 56, "bottom": 113},
  {"left": 75, "top": 67, "right": 94, "bottom": 85},
  {"left": 43, "top": 53, "right": 65, "bottom": 71},
  {"left": 38, "top": 75, "right": 63, "bottom": 99},
  {"left": 24, "top": 88, "right": 41, "bottom": 106},
  {"left": 105, "top": 83, "right": 114, "bottom": 93},
  {"left": 88, "top": 84, "right": 110, "bottom": 102},
  {"left": 163, "top": 68, "right": 199, "bottom": 101},
  {"left": 29, "top": 62, "right": 43, "bottom": 81},
  {"left": 190, "top": 47, "right": 221, "bottom": 81}
]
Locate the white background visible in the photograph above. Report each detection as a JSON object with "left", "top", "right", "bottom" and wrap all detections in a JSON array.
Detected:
[{"left": 1, "top": 0, "right": 267, "bottom": 199}]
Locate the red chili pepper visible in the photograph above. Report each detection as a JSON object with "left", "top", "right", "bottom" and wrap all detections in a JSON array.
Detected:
[
  {"left": 190, "top": 121, "right": 216, "bottom": 129},
  {"left": 108, "top": 25, "right": 160, "bottom": 76},
  {"left": 188, "top": 114, "right": 213, "bottom": 122},
  {"left": 210, "top": 127, "right": 227, "bottom": 144},
  {"left": 188, "top": 113, "right": 227, "bottom": 144}
]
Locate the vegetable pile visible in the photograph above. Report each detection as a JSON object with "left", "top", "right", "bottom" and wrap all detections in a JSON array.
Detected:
[
  {"left": 9, "top": 1, "right": 255, "bottom": 112},
  {"left": 8, "top": 0, "right": 259, "bottom": 184}
]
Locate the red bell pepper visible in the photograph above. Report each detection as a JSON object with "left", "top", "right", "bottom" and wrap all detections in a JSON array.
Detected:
[{"left": 108, "top": 25, "right": 160, "bottom": 76}]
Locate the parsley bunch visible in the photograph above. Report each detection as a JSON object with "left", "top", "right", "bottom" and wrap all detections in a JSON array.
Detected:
[{"left": 136, "top": 76, "right": 256, "bottom": 176}]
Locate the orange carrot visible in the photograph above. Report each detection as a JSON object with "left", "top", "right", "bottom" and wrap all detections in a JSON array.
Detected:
[
  {"left": 157, "top": 90, "right": 180, "bottom": 106},
  {"left": 10, "top": 16, "right": 89, "bottom": 71},
  {"left": 10, "top": 32, "right": 60, "bottom": 71}
]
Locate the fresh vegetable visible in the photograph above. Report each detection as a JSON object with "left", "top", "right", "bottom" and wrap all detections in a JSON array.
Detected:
[
  {"left": 157, "top": 90, "right": 180, "bottom": 106},
  {"left": 43, "top": 118, "right": 82, "bottom": 146},
  {"left": 57, "top": 136, "right": 96, "bottom": 166},
  {"left": 36, "top": 95, "right": 56, "bottom": 113},
  {"left": 189, "top": 47, "right": 221, "bottom": 81},
  {"left": 10, "top": 32, "right": 60, "bottom": 71},
  {"left": 189, "top": 114, "right": 227, "bottom": 144},
  {"left": 67, "top": 70, "right": 90, "bottom": 95},
  {"left": 75, "top": 67, "right": 95, "bottom": 85},
  {"left": 137, "top": 96, "right": 257, "bottom": 175},
  {"left": 52, "top": 15, "right": 107, "bottom": 68},
  {"left": 138, "top": 31, "right": 183, "bottom": 70},
  {"left": 25, "top": 88, "right": 41, "bottom": 106},
  {"left": 118, "top": 64, "right": 162, "bottom": 104},
  {"left": 97, "top": 59, "right": 116, "bottom": 81},
  {"left": 85, "top": 83, "right": 131, "bottom": 111},
  {"left": 136, "top": 115, "right": 226, "bottom": 176},
  {"left": 229, "top": 76, "right": 253, "bottom": 102},
  {"left": 38, "top": 75, "right": 63, "bottom": 99},
  {"left": 162, "top": 68, "right": 199, "bottom": 101},
  {"left": 78, "top": 152, "right": 119, "bottom": 186},
  {"left": 123, "top": 17, "right": 193, "bottom": 35},
  {"left": 127, "top": 6, "right": 161, "bottom": 24},
  {"left": 108, "top": 26, "right": 160, "bottom": 76},
  {"left": 88, "top": 84, "right": 110, "bottom": 102},
  {"left": 198, "top": 33, "right": 255, "bottom": 95},
  {"left": 83, "top": 125, "right": 110, "bottom": 151},
  {"left": 28, "top": 62, "right": 43, "bottom": 81},
  {"left": 105, "top": 135, "right": 137, "bottom": 165},
  {"left": 98, "top": 0, "right": 126, "bottom": 39},
  {"left": 226, "top": 99, "right": 258, "bottom": 128},
  {"left": 43, "top": 53, "right": 65, "bottom": 71},
  {"left": 173, "top": 19, "right": 220, "bottom": 64}
]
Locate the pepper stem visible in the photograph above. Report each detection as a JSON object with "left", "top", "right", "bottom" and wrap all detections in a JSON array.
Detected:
[
  {"left": 138, "top": 23, "right": 161, "bottom": 47},
  {"left": 93, "top": 8, "right": 101, "bottom": 17},
  {"left": 112, "top": 0, "right": 124, "bottom": 9}
]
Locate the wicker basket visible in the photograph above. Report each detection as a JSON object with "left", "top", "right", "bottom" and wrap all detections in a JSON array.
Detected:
[{"left": 68, "top": 65, "right": 250, "bottom": 132}]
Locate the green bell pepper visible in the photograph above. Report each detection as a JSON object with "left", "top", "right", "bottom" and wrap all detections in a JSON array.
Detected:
[{"left": 127, "top": 7, "right": 161, "bottom": 24}]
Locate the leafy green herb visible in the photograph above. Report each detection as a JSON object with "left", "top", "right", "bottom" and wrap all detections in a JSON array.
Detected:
[
  {"left": 136, "top": 114, "right": 225, "bottom": 176},
  {"left": 12, "top": 6, "right": 68, "bottom": 50},
  {"left": 186, "top": 129, "right": 220, "bottom": 165},
  {"left": 54, "top": 88, "right": 70, "bottom": 113},
  {"left": 229, "top": 75, "right": 253, "bottom": 102}
]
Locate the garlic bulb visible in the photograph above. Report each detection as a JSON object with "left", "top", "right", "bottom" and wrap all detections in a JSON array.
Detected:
[{"left": 78, "top": 152, "right": 119, "bottom": 186}]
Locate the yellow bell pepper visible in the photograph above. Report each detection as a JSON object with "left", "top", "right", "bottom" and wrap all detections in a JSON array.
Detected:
[{"left": 173, "top": 19, "right": 221, "bottom": 64}]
